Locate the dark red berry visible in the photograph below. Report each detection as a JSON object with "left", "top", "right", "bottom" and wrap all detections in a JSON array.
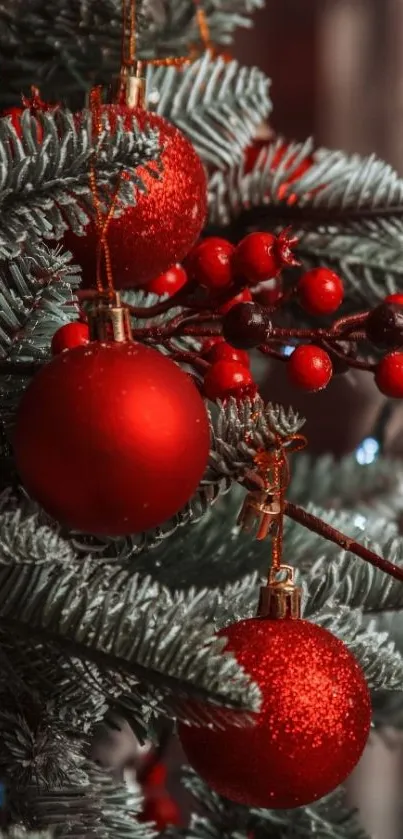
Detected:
[
  {"left": 203, "top": 361, "right": 255, "bottom": 401},
  {"left": 287, "top": 345, "right": 333, "bottom": 392},
  {"left": 140, "top": 796, "right": 181, "bottom": 830},
  {"left": 51, "top": 322, "right": 90, "bottom": 355},
  {"left": 222, "top": 302, "right": 271, "bottom": 349},
  {"left": 186, "top": 237, "right": 235, "bottom": 290},
  {"left": 233, "top": 229, "right": 299, "bottom": 286},
  {"left": 205, "top": 342, "right": 250, "bottom": 368},
  {"left": 375, "top": 352, "right": 403, "bottom": 397},
  {"left": 366, "top": 303, "right": 403, "bottom": 348},
  {"left": 146, "top": 264, "right": 187, "bottom": 297},
  {"left": 297, "top": 268, "right": 344, "bottom": 316},
  {"left": 219, "top": 288, "right": 252, "bottom": 315},
  {"left": 385, "top": 293, "right": 403, "bottom": 306}
]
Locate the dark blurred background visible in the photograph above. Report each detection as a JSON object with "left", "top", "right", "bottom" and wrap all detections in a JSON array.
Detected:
[{"left": 234, "top": 0, "right": 403, "bottom": 173}]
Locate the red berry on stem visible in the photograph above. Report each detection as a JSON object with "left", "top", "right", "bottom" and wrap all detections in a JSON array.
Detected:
[
  {"left": 233, "top": 229, "right": 299, "bottom": 287},
  {"left": 298, "top": 268, "right": 344, "bottom": 316},
  {"left": 223, "top": 302, "right": 270, "bottom": 349},
  {"left": 51, "top": 322, "right": 90, "bottom": 355},
  {"left": 186, "top": 237, "right": 235, "bottom": 291},
  {"left": 375, "top": 352, "right": 403, "bottom": 398},
  {"left": 146, "top": 264, "right": 187, "bottom": 297},
  {"left": 140, "top": 796, "right": 181, "bottom": 830},
  {"left": 203, "top": 361, "right": 255, "bottom": 401},
  {"left": 385, "top": 293, "right": 403, "bottom": 306},
  {"left": 205, "top": 342, "right": 250, "bottom": 369},
  {"left": 201, "top": 336, "right": 224, "bottom": 354},
  {"left": 219, "top": 288, "right": 252, "bottom": 315},
  {"left": 287, "top": 345, "right": 333, "bottom": 392}
]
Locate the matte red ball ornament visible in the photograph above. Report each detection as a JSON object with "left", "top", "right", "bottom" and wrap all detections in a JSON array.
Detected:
[
  {"left": 186, "top": 238, "right": 235, "bottom": 291},
  {"left": 51, "top": 322, "right": 90, "bottom": 355},
  {"left": 287, "top": 344, "right": 333, "bottom": 392},
  {"left": 146, "top": 264, "right": 188, "bottom": 298},
  {"left": 179, "top": 617, "right": 371, "bottom": 809},
  {"left": 298, "top": 267, "right": 344, "bottom": 316},
  {"left": 375, "top": 352, "right": 403, "bottom": 398},
  {"left": 64, "top": 105, "right": 207, "bottom": 289},
  {"left": 13, "top": 342, "right": 210, "bottom": 535},
  {"left": 203, "top": 361, "right": 255, "bottom": 401},
  {"left": 233, "top": 229, "right": 299, "bottom": 287}
]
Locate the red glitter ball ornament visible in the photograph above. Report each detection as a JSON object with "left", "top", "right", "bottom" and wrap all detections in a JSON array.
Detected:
[
  {"left": 178, "top": 617, "right": 371, "bottom": 809},
  {"left": 298, "top": 268, "right": 344, "bottom": 316},
  {"left": 287, "top": 345, "right": 333, "bottom": 392},
  {"left": 51, "top": 322, "right": 90, "bottom": 355},
  {"left": 375, "top": 352, "right": 403, "bottom": 398},
  {"left": 203, "top": 360, "right": 255, "bottom": 401},
  {"left": 146, "top": 264, "right": 188, "bottom": 298},
  {"left": 64, "top": 105, "right": 207, "bottom": 289},
  {"left": 13, "top": 342, "right": 210, "bottom": 535}
]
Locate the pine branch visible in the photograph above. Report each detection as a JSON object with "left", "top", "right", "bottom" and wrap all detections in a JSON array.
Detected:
[
  {"left": 147, "top": 54, "right": 271, "bottom": 169},
  {"left": 0, "top": 109, "right": 160, "bottom": 259}
]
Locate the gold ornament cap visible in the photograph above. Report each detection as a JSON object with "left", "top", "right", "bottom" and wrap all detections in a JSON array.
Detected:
[
  {"left": 87, "top": 292, "right": 133, "bottom": 343},
  {"left": 115, "top": 62, "right": 146, "bottom": 108},
  {"left": 258, "top": 565, "right": 301, "bottom": 620}
]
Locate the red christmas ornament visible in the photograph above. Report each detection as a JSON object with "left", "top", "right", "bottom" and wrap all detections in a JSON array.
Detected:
[
  {"left": 233, "top": 230, "right": 299, "bottom": 287},
  {"left": 64, "top": 105, "right": 207, "bottom": 289},
  {"left": 205, "top": 342, "right": 250, "bottom": 369},
  {"left": 375, "top": 352, "right": 403, "bottom": 398},
  {"left": 219, "top": 288, "right": 252, "bottom": 315},
  {"left": 298, "top": 268, "right": 344, "bottom": 316},
  {"left": 51, "top": 322, "right": 90, "bottom": 355},
  {"left": 179, "top": 617, "right": 371, "bottom": 809},
  {"left": 203, "top": 361, "right": 255, "bottom": 401},
  {"left": 140, "top": 796, "right": 181, "bottom": 830},
  {"left": 146, "top": 264, "right": 188, "bottom": 298},
  {"left": 186, "top": 238, "right": 235, "bottom": 291},
  {"left": 385, "top": 293, "right": 403, "bottom": 306},
  {"left": 2, "top": 87, "right": 58, "bottom": 139},
  {"left": 13, "top": 342, "right": 210, "bottom": 535},
  {"left": 287, "top": 345, "right": 333, "bottom": 392}
]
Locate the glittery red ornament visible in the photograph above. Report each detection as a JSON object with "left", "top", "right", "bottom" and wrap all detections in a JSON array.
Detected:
[
  {"left": 298, "top": 268, "right": 344, "bottom": 316},
  {"left": 179, "top": 617, "right": 371, "bottom": 809},
  {"left": 203, "top": 360, "right": 255, "bottom": 401},
  {"left": 51, "top": 322, "right": 90, "bottom": 355},
  {"left": 146, "top": 264, "right": 188, "bottom": 297},
  {"left": 13, "top": 342, "right": 210, "bottom": 535},
  {"left": 64, "top": 105, "right": 207, "bottom": 289},
  {"left": 375, "top": 352, "right": 403, "bottom": 398},
  {"left": 287, "top": 345, "right": 333, "bottom": 392}
]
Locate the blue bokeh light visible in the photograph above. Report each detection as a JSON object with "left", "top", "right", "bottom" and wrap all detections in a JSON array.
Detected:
[{"left": 355, "top": 437, "right": 380, "bottom": 465}]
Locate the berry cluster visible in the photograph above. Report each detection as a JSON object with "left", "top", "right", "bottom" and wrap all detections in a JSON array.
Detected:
[{"left": 52, "top": 229, "right": 403, "bottom": 403}]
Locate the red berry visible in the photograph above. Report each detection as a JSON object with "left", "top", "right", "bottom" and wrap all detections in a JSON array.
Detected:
[
  {"left": 203, "top": 360, "right": 255, "bottom": 401},
  {"left": 385, "top": 293, "right": 403, "bottom": 306},
  {"left": 233, "top": 229, "right": 299, "bottom": 287},
  {"left": 298, "top": 268, "right": 344, "bottom": 316},
  {"left": 201, "top": 337, "right": 224, "bottom": 354},
  {"left": 206, "top": 342, "right": 250, "bottom": 368},
  {"left": 375, "top": 352, "right": 403, "bottom": 398},
  {"left": 142, "top": 761, "right": 167, "bottom": 789},
  {"left": 140, "top": 796, "right": 181, "bottom": 830},
  {"left": 186, "top": 237, "right": 235, "bottom": 290},
  {"left": 220, "top": 288, "right": 252, "bottom": 315},
  {"left": 51, "top": 322, "right": 90, "bottom": 355},
  {"left": 146, "top": 264, "right": 187, "bottom": 297},
  {"left": 287, "top": 345, "right": 333, "bottom": 392}
]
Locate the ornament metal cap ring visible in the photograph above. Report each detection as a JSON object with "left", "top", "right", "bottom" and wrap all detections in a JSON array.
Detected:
[{"left": 258, "top": 564, "right": 302, "bottom": 620}]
